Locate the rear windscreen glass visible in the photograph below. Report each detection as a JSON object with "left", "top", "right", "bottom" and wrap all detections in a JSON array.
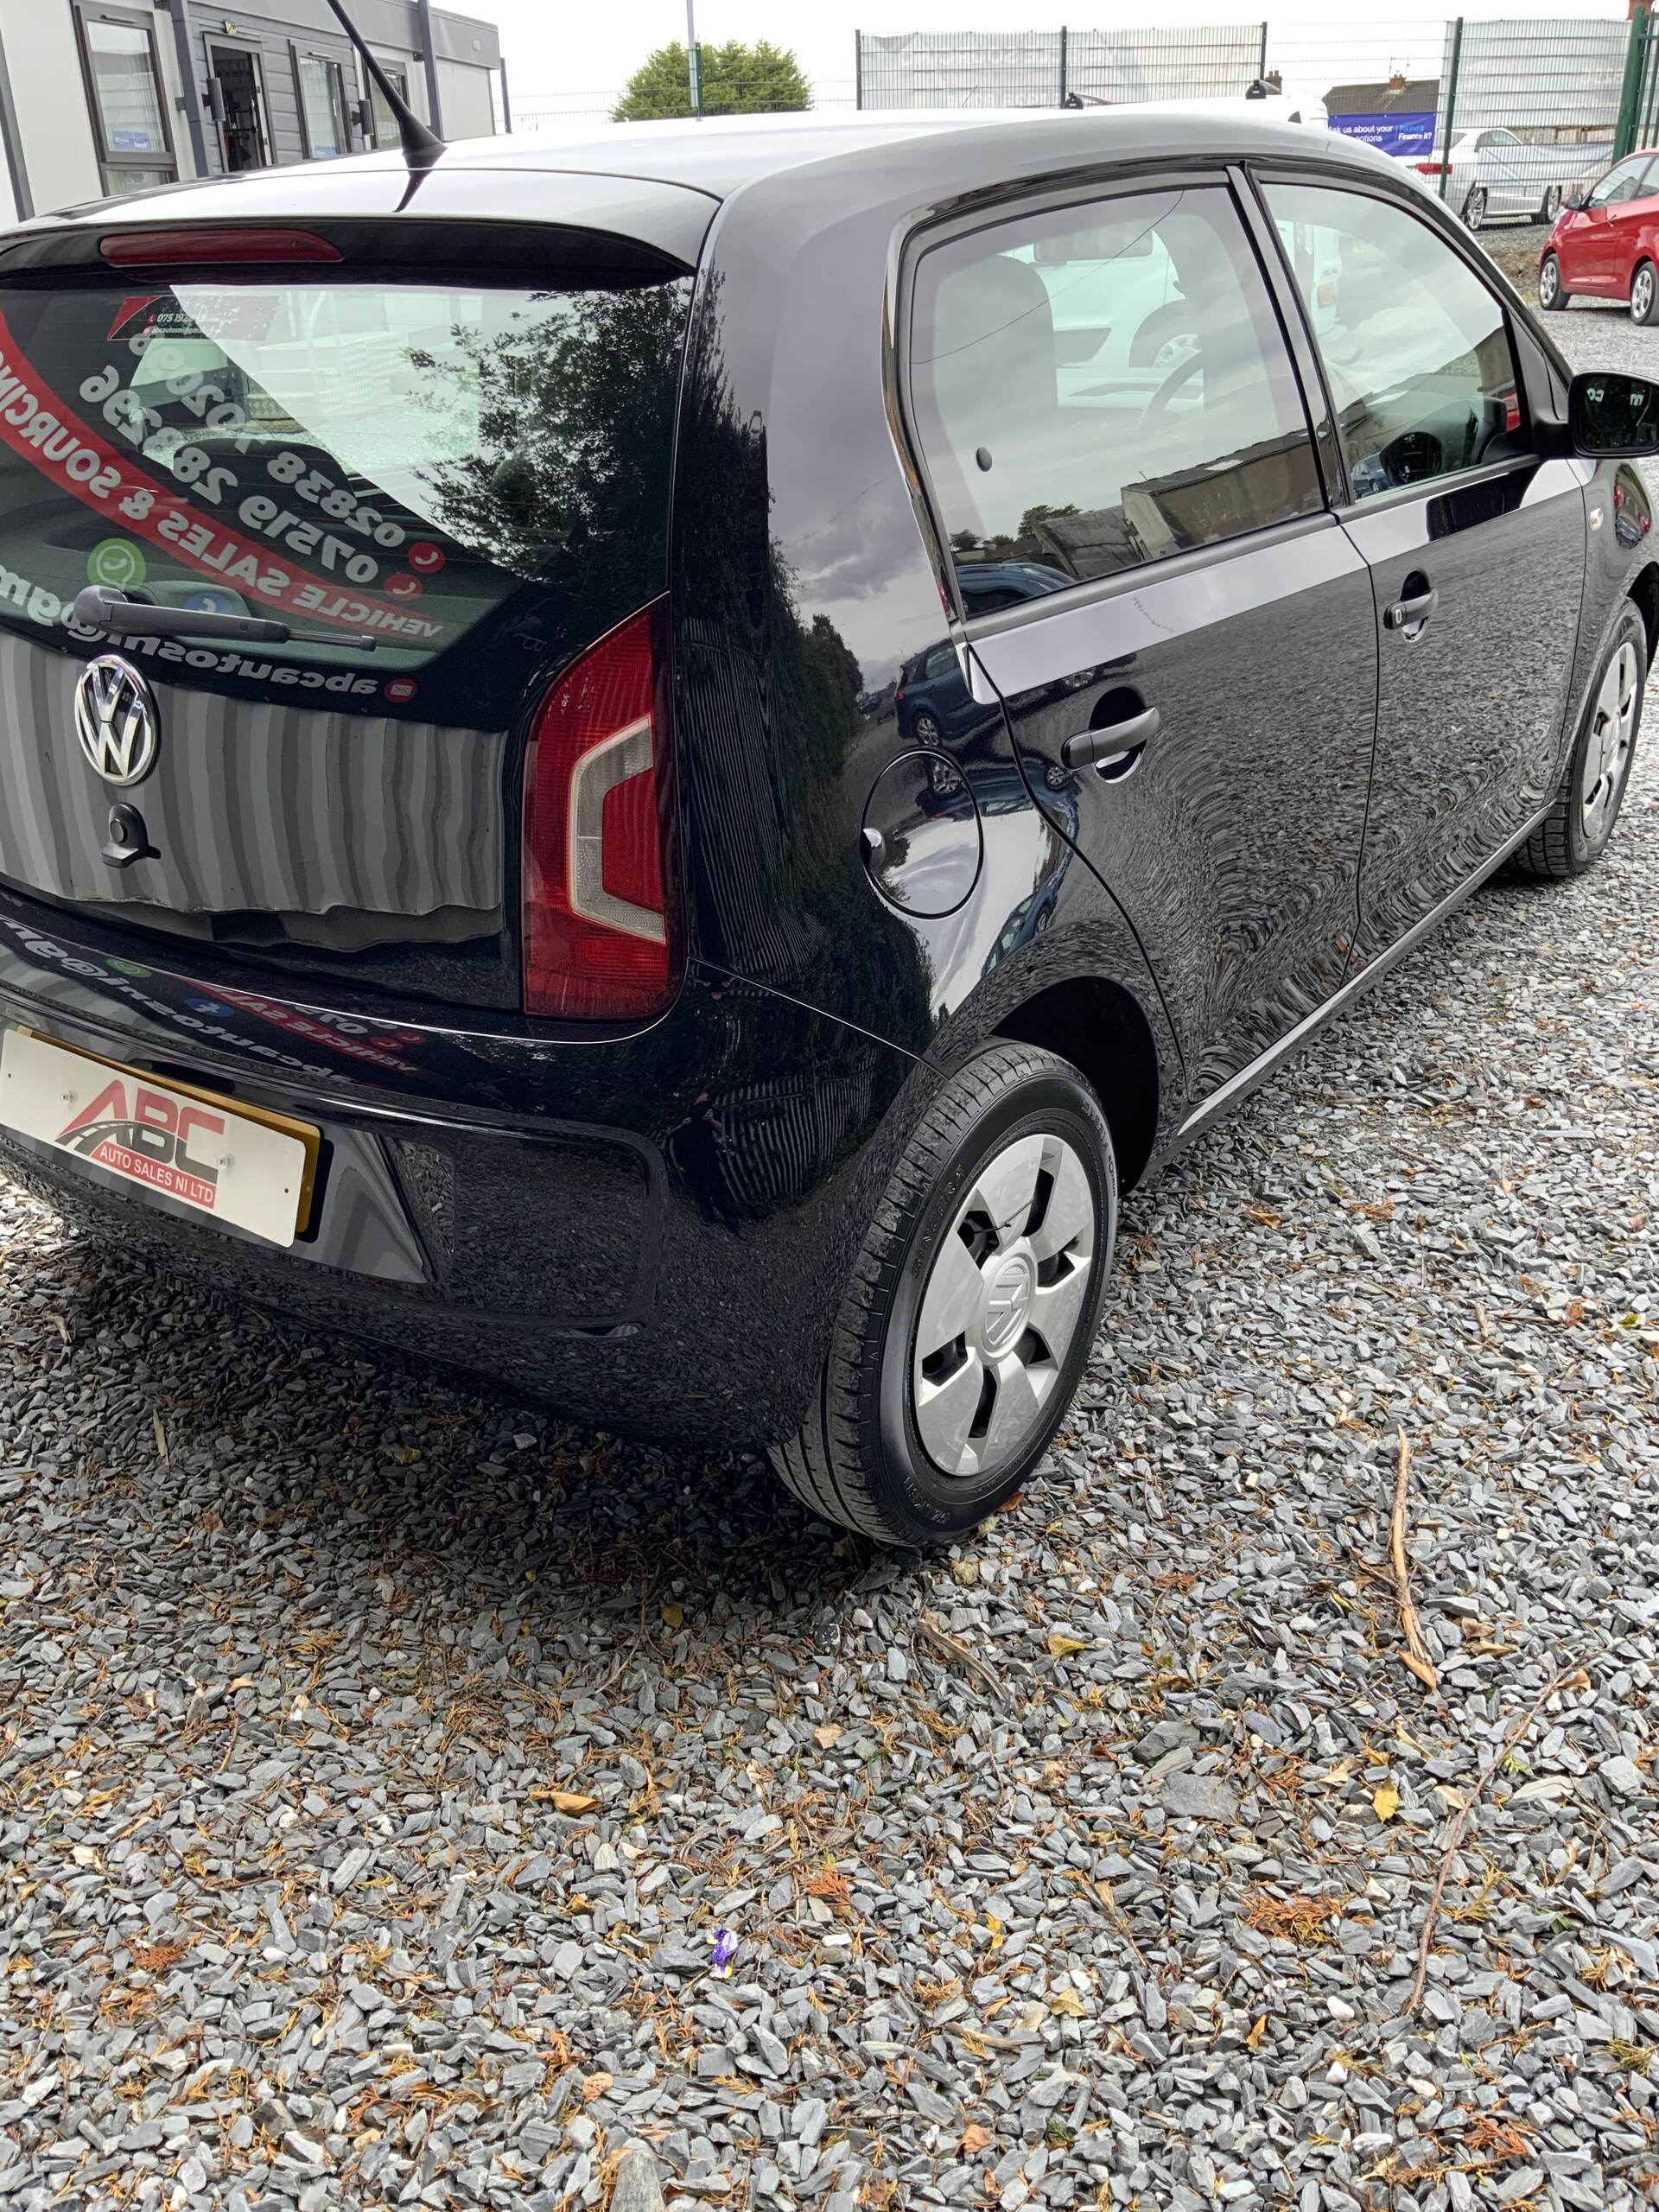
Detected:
[{"left": 0, "top": 268, "right": 691, "bottom": 701}]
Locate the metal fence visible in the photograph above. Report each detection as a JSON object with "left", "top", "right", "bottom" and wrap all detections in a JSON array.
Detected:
[{"left": 511, "top": 10, "right": 1655, "bottom": 206}]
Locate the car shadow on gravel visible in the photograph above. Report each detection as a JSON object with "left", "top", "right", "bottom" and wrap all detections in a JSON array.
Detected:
[{"left": 33, "top": 1232, "right": 889, "bottom": 1656}]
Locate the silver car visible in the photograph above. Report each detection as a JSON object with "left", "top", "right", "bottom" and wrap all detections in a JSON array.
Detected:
[{"left": 1414, "top": 127, "right": 1573, "bottom": 229}]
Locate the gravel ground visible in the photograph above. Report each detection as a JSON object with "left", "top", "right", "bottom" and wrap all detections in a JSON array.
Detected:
[{"left": 3, "top": 316, "right": 1659, "bottom": 2212}]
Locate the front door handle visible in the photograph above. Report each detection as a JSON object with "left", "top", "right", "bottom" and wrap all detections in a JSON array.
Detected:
[
  {"left": 1061, "top": 704, "right": 1161, "bottom": 771},
  {"left": 1384, "top": 585, "right": 1438, "bottom": 632}
]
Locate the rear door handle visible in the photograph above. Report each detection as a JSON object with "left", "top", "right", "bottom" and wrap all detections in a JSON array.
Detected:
[
  {"left": 1061, "top": 705, "right": 1161, "bottom": 770},
  {"left": 1384, "top": 586, "right": 1438, "bottom": 632}
]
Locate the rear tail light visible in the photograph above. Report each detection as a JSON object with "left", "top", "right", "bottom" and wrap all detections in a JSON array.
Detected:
[
  {"left": 520, "top": 597, "right": 680, "bottom": 1021},
  {"left": 1413, "top": 162, "right": 1447, "bottom": 176}
]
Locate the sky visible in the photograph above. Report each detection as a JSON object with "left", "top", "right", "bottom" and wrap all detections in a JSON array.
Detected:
[{"left": 485, "top": 0, "right": 1636, "bottom": 117}]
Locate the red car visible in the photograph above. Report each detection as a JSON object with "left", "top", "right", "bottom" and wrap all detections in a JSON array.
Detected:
[{"left": 1540, "top": 149, "right": 1659, "bottom": 322}]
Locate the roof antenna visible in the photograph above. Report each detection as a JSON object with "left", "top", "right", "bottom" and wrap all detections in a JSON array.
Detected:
[{"left": 325, "top": 0, "right": 444, "bottom": 175}]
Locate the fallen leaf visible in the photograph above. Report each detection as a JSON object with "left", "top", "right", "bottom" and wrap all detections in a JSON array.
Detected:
[
  {"left": 814, "top": 1723, "right": 842, "bottom": 1750},
  {"left": 1049, "top": 1987, "right": 1086, "bottom": 2018},
  {"left": 1372, "top": 1782, "right": 1402, "bottom": 1822},
  {"left": 960, "top": 2122, "right": 992, "bottom": 2157},
  {"left": 1046, "top": 1631, "right": 1090, "bottom": 1659},
  {"left": 530, "top": 1788, "right": 599, "bottom": 1816},
  {"left": 661, "top": 1601, "right": 683, "bottom": 1630},
  {"left": 804, "top": 1866, "right": 851, "bottom": 1904},
  {"left": 1246, "top": 2015, "right": 1268, "bottom": 2050},
  {"left": 1433, "top": 1784, "right": 1466, "bottom": 1810},
  {"left": 581, "top": 2071, "right": 613, "bottom": 2104}
]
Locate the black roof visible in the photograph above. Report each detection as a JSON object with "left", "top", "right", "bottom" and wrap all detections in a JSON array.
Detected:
[{"left": 9, "top": 105, "right": 1403, "bottom": 269}]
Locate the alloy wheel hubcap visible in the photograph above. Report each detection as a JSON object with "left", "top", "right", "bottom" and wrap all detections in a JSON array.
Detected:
[
  {"left": 1541, "top": 260, "right": 1559, "bottom": 303},
  {"left": 912, "top": 1131, "right": 1096, "bottom": 1480},
  {"left": 1582, "top": 639, "right": 1640, "bottom": 842},
  {"left": 1637, "top": 272, "right": 1654, "bottom": 318}
]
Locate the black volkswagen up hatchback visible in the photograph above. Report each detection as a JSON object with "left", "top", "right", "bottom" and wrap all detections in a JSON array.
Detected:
[{"left": 0, "top": 111, "right": 1650, "bottom": 1544}]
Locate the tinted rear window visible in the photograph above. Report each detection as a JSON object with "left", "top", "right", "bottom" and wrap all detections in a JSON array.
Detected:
[{"left": 0, "top": 258, "right": 691, "bottom": 714}]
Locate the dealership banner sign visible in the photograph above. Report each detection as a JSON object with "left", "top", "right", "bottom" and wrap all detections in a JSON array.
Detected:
[{"left": 1329, "top": 111, "right": 1437, "bottom": 159}]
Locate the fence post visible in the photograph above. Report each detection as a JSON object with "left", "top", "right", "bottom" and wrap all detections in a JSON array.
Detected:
[
  {"left": 1438, "top": 16, "right": 1463, "bottom": 200},
  {"left": 1615, "top": 10, "right": 1648, "bottom": 162},
  {"left": 1258, "top": 20, "right": 1268, "bottom": 82},
  {"left": 855, "top": 29, "right": 862, "bottom": 110},
  {"left": 1058, "top": 24, "right": 1068, "bottom": 105}
]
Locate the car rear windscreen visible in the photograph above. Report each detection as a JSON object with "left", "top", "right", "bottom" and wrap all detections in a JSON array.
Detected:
[{"left": 0, "top": 260, "right": 692, "bottom": 696}]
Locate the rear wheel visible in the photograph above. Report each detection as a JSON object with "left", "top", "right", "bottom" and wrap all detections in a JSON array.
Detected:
[
  {"left": 1463, "top": 188, "right": 1488, "bottom": 231},
  {"left": 771, "top": 1043, "right": 1116, "bottom": 1546},
  {"left": 1511, "top": 601, "right": 1644, "bottom": 881},
  {"left": 1538, "top": 252, "right": 1568, "bottom": 312},
  {"left": 1540, "top": 185, "right": 1562, "bottom": 223},
  {"left": 912, "top": 709, "right": 943, "bottom": 745},
  {"left": 1631, "top": 259, "right": 1658, "bottom": 325}
]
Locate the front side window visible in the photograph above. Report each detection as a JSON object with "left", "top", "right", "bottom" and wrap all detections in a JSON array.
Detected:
[
  {"left": 906, "top": 186, "right": 1322, "bottom": 598},
  {"left": 74, "top": 4, "right": 176, "bottom": 193},
  {"left": 1264, "top": 183, "right": 1523, "bottom": 502},
  {"left": 1589, "top": 159, "right": 1652, "bottom": 208}
]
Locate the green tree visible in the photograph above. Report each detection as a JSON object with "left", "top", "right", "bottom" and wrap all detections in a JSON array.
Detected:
[{"left": 612, "top": 39, "right": 810, "bottom": 123}]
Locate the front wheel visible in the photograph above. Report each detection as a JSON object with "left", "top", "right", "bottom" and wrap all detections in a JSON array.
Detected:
[
  {"left": 771, "top": 1043, "right": 1116, "bottom": 1545},
  {"left": 1538, "top": 252, "right": 1568, "bottom": 312},
  {"left": 1463, "top": 188, "right": 1488, "bottom": 231},
  {"left": 1632, "top": 260, "right": 1659, "bottom": 325},
  {"left": 1511, "top": 601, "right": 1644, "bottom": 881}
]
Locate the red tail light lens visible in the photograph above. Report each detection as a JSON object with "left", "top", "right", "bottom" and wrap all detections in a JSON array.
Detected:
[
  {"left": 521, "top": 597, "right": 680, "bottom": 1020},
  {"left": 99, "top": 228, "right": 343, "bottom": 266},
  {"left": 1412, "top": 162, "right": 1447, "bottom": 176}
]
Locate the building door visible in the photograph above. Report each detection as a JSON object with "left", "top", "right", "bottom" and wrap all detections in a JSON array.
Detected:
[{"left": 207, "top": 43, "right": 272, "bottom": 173}]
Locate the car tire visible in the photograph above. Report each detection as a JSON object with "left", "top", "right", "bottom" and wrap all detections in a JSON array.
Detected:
[
  {"left": 770, "top": 1043, "right": 1116, "bottom": 1546},
  {"left": 1511, "top": 601, "right": 1645, "bottom": 881},
  {"left": 1463, "top": 188, "right": 1487, "bottom": 231},
  {"left": 1538, "top": 252, "right": 1569, "bottom": 312},
  {"left": 1632, "top": 260, "right": 1659, "bottom": 325},
  {"left": 1540, "top": 185, "right": 1562, "bottom": 223},
  {"left": 912, "top": 710, "right": 943, "bottom": 745}
]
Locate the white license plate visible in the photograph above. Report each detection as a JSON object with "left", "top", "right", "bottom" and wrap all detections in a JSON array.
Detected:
[{"left": 0, "top": 1028, "right": 317, "bottom": 1247}]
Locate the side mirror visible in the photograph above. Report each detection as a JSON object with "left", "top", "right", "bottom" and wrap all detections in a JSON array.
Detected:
[
  {"left": 1569, "top": 371, "right": 1659, "bottom": 457},
  {"left": 1565, "top": 191, "right": 1587, "bottom": 212}
]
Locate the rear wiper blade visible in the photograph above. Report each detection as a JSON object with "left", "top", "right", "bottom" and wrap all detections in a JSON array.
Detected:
[{"left": 73, "top": 585, "right": 377, "bottom": 652}]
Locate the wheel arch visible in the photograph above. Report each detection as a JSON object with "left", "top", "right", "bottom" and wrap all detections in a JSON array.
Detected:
[
  {"left": 992, "top": 974, "right": 1161, "bottom": 1191},
  {"left": 1628, "top": 558, "right": 1659, "bottom": 661}
]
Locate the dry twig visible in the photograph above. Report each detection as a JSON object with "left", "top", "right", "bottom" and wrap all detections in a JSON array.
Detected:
[
  {"left": 1389, "top": 1432, "right": 1440, "bottom": 1691},
  {"left": 1404, "top": 1655, "right": 1590, "bottom": 2014}
]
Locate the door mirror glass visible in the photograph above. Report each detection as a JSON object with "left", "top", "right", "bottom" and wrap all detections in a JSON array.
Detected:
[
  {"left": 1570, "top": 372, "right": 1659, "bottom": 457},
  {"left": 1564, "top": 191, "right": 1587, "bottom": 211}
]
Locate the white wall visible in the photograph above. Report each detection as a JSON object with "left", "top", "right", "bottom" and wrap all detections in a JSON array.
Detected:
[
  {"left": 3, "top": 0, "right": 101, "bottom": 213},
  {"left": 437, "top": 55, "right": 493, "bottom": 139}
]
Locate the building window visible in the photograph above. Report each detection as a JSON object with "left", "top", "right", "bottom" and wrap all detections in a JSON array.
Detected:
[
  {"left": 296, "top": 52, "right": 351, "bottom": 160},
  {"left": 73, "top": 3, "right": 177, "bottom": 194},
  {"left": 367, "top": 58, "right": 413, "bottom": 149}
]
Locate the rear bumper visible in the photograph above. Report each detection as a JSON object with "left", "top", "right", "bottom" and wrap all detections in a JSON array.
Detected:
[{"left": 0, "top": 892, "right": 918, "bottom": 1448}]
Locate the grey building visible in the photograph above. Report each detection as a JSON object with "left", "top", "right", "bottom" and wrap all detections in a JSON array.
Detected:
[{"left": 0, "top": 0, "right": 505, "bottom": 223}]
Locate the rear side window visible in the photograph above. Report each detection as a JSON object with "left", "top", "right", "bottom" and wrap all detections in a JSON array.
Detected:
[
  {"left": 906, "top": 185, "right": 1322, "bottom": 601},
  {"left": 0, "top": 257, "right": 690, "bottom": 715},
  {"left": 1263, "top": 183, "right": 1522, "bottom": 502}
]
